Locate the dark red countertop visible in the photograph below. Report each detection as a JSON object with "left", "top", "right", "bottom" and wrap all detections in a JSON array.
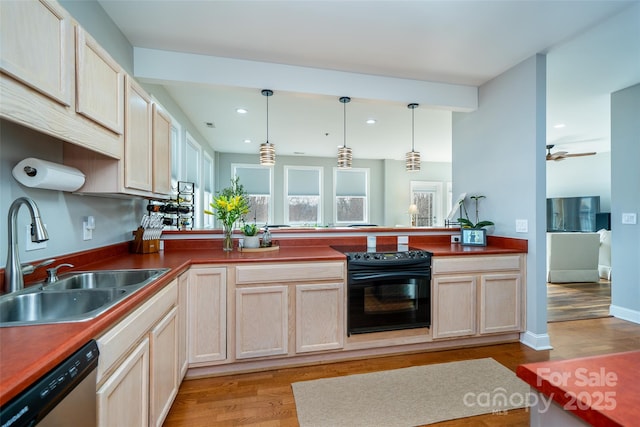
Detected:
[
  {"left": 517, "top": 351, "right": 640, "bottom": 426},
  {"left": 0, "top": 235, "right": 526, "bottom": 406}
]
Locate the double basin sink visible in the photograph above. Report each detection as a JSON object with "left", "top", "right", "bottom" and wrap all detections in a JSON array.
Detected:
[{"left": 0, "top": 269, "right": 169, "bottom": 327}]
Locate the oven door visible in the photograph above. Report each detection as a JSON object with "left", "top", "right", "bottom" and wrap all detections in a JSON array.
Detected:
[{"left": 348, "top": 269, "right": 430, "bottom": 335}]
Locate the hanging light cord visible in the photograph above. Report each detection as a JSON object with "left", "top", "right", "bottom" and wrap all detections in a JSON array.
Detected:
[
  {"left": 266, "top": 92, "right": 270, "bottom": 145},
  {"left": 411, "top": 105, "right": 415, "bottom": 152},
  {"left": 342, "top": 98, "right": 347, "bottom": 148}
]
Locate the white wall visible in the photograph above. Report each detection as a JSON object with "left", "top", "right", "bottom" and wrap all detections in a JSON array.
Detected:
[
  {"left": 610, "top": 83, "right": 640, "bottom": 322},
  {"left": 452, "top": 54, "right": 550, "bottom": 349}
]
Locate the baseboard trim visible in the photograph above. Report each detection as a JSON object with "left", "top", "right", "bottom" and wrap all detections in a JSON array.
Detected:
[
  {"left": 610, "top": 305, "right": 640, "bottom": 324},
  {"left": 520, "top": 331, "right": 553, "bottom": 350}
]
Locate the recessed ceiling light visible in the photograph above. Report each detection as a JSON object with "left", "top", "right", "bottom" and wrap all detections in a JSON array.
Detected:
[
  {"left": 205, "top": 122, "right": 215, "bottom": 128},
  {"left": 244, "top": 139, "right": 251, "bottom": 144},
  {"left": 236, "top": 108, "right": 248, "bottom": 114},
  {"left": 553, "top": 123, "right": 566, "bottom": 129},
  {"left": 366, "top": 118, "right": 376, "bottom": 125}
]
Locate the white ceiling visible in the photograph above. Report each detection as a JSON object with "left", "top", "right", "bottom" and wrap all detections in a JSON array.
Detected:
[{"left": 98, "top": 0, "right": 640, "bottom": 162}]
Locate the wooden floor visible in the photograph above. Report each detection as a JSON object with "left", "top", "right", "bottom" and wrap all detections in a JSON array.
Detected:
[
  {"left": 547, "top": 279, "right": 611, "bottom": 322},
  {"left": 164, "top": 317, "right": 640, "bottom": 427}
]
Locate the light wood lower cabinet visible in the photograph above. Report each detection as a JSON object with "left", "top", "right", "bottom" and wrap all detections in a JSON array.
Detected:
[
  {"left": 95, "top": 280, "right": 179, "bottom": 427},
  {"left": 149, "top": 307, "right": 179, "bottom": 427},
  {"left": 177, "top": 271, "right": 189, "bottom": 379},
  {"left": 432, "top": 255, "right": 524, "bottom": 340},
  {"left": 296, "top": 283, "right": 344, "bottom": 353},
  {"left": 97, "top": 337, "right": 149, "bottom": 427},
  {"left": 233, "top": 262, "right": 345, "bottom": 360},
  {"left": 235, "top": 285, "right": 289, "bottom": 359},
  {"left": 187, "top": 267, "right": 227, "bottom": 365},
  {"left": 432, "top": 275, "right": 477, "bottom": 339}
]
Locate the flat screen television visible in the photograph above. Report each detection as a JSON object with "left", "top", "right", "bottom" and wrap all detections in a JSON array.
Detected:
[{"left": 547, "top": 196, "right": 600, "bottom": 232}]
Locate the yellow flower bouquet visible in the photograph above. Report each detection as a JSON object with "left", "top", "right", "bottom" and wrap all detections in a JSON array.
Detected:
[{"left": 205, "top": 177, "right": 250, "bottom": 251}]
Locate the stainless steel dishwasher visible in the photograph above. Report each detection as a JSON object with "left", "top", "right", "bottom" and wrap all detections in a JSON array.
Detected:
[{"left": 0, "top": 339, "right": 99, "bottom": 427}]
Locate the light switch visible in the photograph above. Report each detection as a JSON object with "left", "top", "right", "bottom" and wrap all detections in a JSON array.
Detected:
[
  {"left": 515, "top": 219, "right": 528, "bottom": 233},
  {"left": 622, "top": 213, "right": 637, "bottom": 225}
]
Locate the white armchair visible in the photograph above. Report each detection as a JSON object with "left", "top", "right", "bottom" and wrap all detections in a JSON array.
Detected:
[
  {"left": 597, "top": 229, "right": 612, "bottom": 280},
  {"left": 547, "top": 232, "right": 600, "bottom": 283}
]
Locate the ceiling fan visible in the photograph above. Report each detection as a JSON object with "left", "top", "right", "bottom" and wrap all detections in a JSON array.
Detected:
[{"left": 546, "top": 144, "right": 596, "bottom": 161}]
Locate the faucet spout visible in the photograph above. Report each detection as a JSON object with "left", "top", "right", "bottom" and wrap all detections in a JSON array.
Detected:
[{"left": 5, "top": 197, "right": 49, "bottom": 293}]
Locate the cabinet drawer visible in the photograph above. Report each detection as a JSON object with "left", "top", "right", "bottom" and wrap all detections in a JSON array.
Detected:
[
  {"left": 235, "top": 262, "right": 344, "bottom": 285},
  {"left": 433, "top": 255, "right": 521, "bottom": 274},
  {"left": 96, "top": 280, "right": 177, "bottom": 384}
]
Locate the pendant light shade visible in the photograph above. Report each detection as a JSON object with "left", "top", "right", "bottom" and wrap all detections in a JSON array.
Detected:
[
  {"left": 259, "top": 89, "right": 275, "bottom": 165},
  {"left": 338, "top": 96, "right": 352, "bottom": 169},
  {"left": 406, "top": 103, "right": 421, "bottom": 171}
]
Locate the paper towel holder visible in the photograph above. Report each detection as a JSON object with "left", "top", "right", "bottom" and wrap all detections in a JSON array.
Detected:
[{"left": 12, "top": 157, "right": 85, "bottom": 192}]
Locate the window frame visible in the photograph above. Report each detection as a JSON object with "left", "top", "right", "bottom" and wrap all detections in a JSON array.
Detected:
[
  {"left": 333, "top": 167, "right": 369, "bottom": 225},
  {"left": 284, "top": 165, "right": 323, "bottom": 225},
  {"left": 232, "top": 163, "right": 274, "bottom": 225}
]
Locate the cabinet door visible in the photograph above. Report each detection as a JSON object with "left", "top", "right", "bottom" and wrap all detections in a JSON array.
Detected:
[
  {"left": 432, "top": 275, "right": 477, "bottom": 339},
  {"left": 97, "top": 337, "right": 149, "bottom": 427},
  {"left": 76, "top": 26, "right": 124, "bottom": 134},
  {"left": 296, "top": 283, "right": 344, "bottom": 353},
  {"left": 236, "top": 286, "right": 288, "bottom": 359},
  {"left": 187, "top": 267, "right": 227, "bottom": 364},
  {"left": 479, "top": 273, "right": 522, "bottom": 334},
  {"left": 124, "top": 75, "right": 153, "bottom": 191},
  {"left": 177, "top": 272, "right": 189, "bottom": 379},
  {"left": 152, "top": 104, "right": 172, "bottom": 195},
  {"left": 0, "top": 0, "right": 72, "bottom": 106},
  {"left": 149, "top": 307, "right": 179, "bottom": 427}
]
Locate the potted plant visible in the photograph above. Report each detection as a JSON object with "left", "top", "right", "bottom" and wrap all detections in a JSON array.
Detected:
[
  {"left": 204, "top": 177, "right": 250, "bottom": 251},
  {"left": 241, "top": 221, "right": 260, "bottom": 248},
  {"left": 457, "top": 195, "right": 494, "bottom": 229}
]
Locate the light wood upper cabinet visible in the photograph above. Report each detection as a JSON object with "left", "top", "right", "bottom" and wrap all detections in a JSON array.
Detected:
[
  {"left": 0, "top": 0, "right": 72, "bottom": 106},
  {"left": 152, "top": 104, "right": 172, "bottom": 195},
  {"left": 124, "top": 75, "right": 153, "bottom": 192},
  {"left": 75, "top": 26, "right": 124, "bottom": 135}
]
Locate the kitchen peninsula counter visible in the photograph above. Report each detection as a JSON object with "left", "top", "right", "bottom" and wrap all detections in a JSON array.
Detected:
[{"left": 0, "top": 233, "right": 526, "bottom": 406}]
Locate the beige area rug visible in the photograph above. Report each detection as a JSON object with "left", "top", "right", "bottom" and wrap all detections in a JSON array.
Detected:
[{"left": 292, "top": 358, "right": 530, "bottom": 427}]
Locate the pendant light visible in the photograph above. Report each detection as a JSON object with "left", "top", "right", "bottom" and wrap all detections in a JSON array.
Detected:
[
  {"left": 259, "top": 89, "right": 275, "bottom": 165},
  {"left": 406, "top": 103, "right": 421, "bottom": 172},
  {"left": 338, "top": 96, "right": 352, "bottom": 169}
]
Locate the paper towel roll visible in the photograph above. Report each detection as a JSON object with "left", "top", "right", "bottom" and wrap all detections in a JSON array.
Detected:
[{"left": 12, "top": 157, "right": 85, "bottom": 192}]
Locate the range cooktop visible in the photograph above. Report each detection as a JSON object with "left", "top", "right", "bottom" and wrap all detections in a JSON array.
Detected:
[{"left": 331, "top": 245, "right": 432, "bottom": 263}]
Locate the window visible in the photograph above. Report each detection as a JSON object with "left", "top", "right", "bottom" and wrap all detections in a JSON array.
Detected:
[
  {"left": 410, "top": 181, "right": 443, "bottom": 227},
  {"left": 185, "top": 132, "right": 201, "bottom": 228},
  {"left": 285, "top": 166, "right": 322, "bottom": 225},
  {"left": 232, "top": 164, "right": 273, "bottom": 225},
  {"left": 202, "top": 152, "right": 214, "bottom": 228},
  {"left": 334, "top": 168, "right": 368, "bottom": 224}
]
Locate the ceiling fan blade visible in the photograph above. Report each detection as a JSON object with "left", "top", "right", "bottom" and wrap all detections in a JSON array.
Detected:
[{"left": 565, "top": 152, "right": 596, "bottom": 158}]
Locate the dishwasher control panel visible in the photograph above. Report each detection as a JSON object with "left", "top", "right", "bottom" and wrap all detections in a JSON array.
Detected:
[{"left": 0, "top": 339, "right": 99, "bottom": 427}]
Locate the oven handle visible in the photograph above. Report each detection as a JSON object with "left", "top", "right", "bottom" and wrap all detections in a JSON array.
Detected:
[{"left": 350, "top": 271, "right": 432, "bottom": 282}]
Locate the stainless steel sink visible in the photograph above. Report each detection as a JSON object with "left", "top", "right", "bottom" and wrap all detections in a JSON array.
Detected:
[
  {"left": 45, "top": 269, "right": 169, "bottom": 291},
  {"left": 0, "top": 289, "right": 127, "bottom": 325},
  {"left": 0, "top": 268, "right": 170, "bottom": 327}
]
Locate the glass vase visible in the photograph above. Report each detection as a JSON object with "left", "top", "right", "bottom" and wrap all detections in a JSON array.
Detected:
[{"left": 222, "top": 224, "right": 233, "bottom": 252}]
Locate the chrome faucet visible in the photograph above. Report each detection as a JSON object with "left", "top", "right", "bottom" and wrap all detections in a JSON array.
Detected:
[
  {"left": 5, "top": 197, "right": 50, "bottom": 293},
  {"left": 45, "top": 263, "right": 74, "bottom": 283}
]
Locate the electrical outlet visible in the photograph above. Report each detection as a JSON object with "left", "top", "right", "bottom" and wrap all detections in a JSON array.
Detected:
[
  {"left": 25, "top": 225, "right": 47, "bottom": 251},
  {"left": 451, "top": 235, "right": 461, "bottom": 243}
]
